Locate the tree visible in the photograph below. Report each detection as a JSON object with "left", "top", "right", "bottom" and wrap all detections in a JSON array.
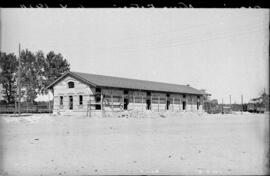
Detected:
[
  {"left": 20, "top": 49, "right": 42, "bottom": 103},
  {"left": 0, "top": 52, "right": 18, "bottom": 103},
  {"left": 42, "top": 51, "right": 70, "bottom": 93},
  {"left": 1, "top": 49, "right": 70, "bottom": 103}
]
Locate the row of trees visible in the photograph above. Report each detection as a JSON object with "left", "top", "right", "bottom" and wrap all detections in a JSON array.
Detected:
[{"left": 0, "top": 49, "right": 70, "bottom": 104}]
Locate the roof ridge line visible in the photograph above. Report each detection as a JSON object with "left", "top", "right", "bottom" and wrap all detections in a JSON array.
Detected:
[{"left": 71, "top": 71, "right": 193, "bottom": 88}]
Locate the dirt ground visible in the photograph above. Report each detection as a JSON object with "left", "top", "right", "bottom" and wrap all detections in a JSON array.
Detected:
[{"left": 0, "top": 111, "right": 269, "bottom": 175}]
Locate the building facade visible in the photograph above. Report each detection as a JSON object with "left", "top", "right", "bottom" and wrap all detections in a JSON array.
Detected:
[{"left": 47, "top": 72, "right": 207, "bottom": 116}]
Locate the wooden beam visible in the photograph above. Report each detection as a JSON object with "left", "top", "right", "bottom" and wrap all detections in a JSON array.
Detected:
[
  {"left": 111, "top": 94, "right": 113, "bottom": 111},
  {"left": 141, "top": 95, "right": 143, "bottom": 111},
  {"left": 101, "top": 94, "right": 103, "bottom": 116},
  {"left": 179, "top": 97, "right": 181, "bottom": 110},
  {"left": 150, "top": 95, "right": 152, "bottom": 110},
  {"left": 89, "top": 98, "right": 91, "bottom": 117},
  {"left": 166, "top": 96, "right": 167, "bottom": 111},
  {"left": 191, "top": 97, "right": 192, "bottom": 111},
  {"left": 158, "top": 96, "right": 160, "bottom": 112},
  {"left": 172, "top": 97, "right": 174, "bottom": 112}
]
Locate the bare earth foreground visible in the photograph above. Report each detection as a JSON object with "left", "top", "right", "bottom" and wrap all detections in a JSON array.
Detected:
[{"left": 0, "top": 112, "right": 269, "bottom": 175}]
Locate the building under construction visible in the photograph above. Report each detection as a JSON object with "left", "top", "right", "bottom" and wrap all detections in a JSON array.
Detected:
[{"left": 47, "top": 71, "right": 208, "bottom": 116}]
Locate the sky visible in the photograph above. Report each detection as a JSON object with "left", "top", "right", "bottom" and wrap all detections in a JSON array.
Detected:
[{"left": 0, "top": 9, "right": 269, "bottom": 103}]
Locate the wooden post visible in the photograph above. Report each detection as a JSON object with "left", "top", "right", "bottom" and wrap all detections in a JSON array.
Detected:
[
  {"left": 172, "top": 97, "right": 174, "bottom": 112},
  {"left": 101, "top": 94, "right": 103, "bottom": 117},
  {"left": 122, "top": 95, "right": 124, "bottom": 110},
  {"left": 191, "top": 97, "right": 193, "bottom": 111},
  {"left": 202, "top": 98, "right": 204, "bottom": 112},
  {"left": 18, "top": 43, "right": 21, "bottom": 115},
  {"left": 89, "top": 98, "right": 91, "bottom": 117},
  {"left": 179, "top": 97, "right": 181, "bottom": 111},
  {"left": 141, "top": 95, "right": 143, "bottom": 111},
  {"left": 158, "top": 96, "right": 160, "bottom": 112},
  {"left": 14, "top": 101, "right": 17, "bottom": 115},
  {"left": 166, "top": 96, "right": 167, "bottom": 111},
  {"left": 222, "top": 98, "right": 224, "bottom": 114},
  {"left": 150, "top": 95, "right": 152, "bottom": 110},
  {"left": 111, "top": 94, "right": 113, "bottom": 111},
  {"left": 48, "top": 91, "right": 51, "bottom": 115}
]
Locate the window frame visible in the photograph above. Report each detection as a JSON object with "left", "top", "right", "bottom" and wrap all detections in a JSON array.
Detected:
[
  {"left": 60, "top": 96, "right": 63, "bottom": 108},
  {"left": 68, "top": 81, "right": 75, "bottom": 88}
]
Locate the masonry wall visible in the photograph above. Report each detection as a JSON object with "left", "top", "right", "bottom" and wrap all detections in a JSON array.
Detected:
[
  {"left": 52, "top": 77, "right": 203, "bottom": 115},
  {"left": 53, "top": 76, "right": 94, "bottom": 116},
  {"left": 102, "top": 88, "right": 124, "bottom": 111}
]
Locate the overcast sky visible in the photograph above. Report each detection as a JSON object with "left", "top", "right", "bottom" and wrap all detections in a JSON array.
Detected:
[{"left": 0, "top": 9, "right": 269, "bottom": 103}]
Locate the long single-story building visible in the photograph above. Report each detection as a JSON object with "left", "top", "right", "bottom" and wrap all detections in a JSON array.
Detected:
[{"left": 47, "top": 71, "right": 208, "bottom": 116}]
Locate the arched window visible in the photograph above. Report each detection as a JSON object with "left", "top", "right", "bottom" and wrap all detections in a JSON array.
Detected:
[{"left": 68, "top": 81, "right": 74, "bottom": 88}]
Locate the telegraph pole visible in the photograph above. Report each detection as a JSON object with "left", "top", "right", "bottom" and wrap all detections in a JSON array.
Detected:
[{"left": 18, "top": 43, "right": 21, "bottom": 115}]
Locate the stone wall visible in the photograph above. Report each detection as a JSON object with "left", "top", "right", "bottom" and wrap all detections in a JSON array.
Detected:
[
  {"left": 52, "top": 77, "right": 204, "bottom": 115},
  {"left": 53, "top": 76, "right": 94, "bottom": 115}
]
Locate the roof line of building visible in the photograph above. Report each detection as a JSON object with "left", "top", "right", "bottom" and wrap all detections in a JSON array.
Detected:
[
  {"left": 47, "top": 71, "right": 208, "bottom": 95},
  {"left": 46, "top": 71, "right": 97, "bottom": 89}
]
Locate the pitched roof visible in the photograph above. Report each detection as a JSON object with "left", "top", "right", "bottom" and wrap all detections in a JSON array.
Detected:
[{"left": 47, "top": 71, "right": 206, "bottom": 95}]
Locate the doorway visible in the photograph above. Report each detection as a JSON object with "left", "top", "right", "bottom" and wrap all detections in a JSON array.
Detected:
[
  {"left": 69, "top": 96, "right": 73, "bottom": 110},
  {"left": 197, "top": 96, "right": 200, "bottom": 110},
  {"left": 166, "top": 100, "right": 170, "bottom": 110},
  {"left": 182, "top": 101, "right": 186, "bottom": 110},
  {"left": 124, "top": 90, "right": 129, "bottom": 110},
  {"left": 146, "top": 99, "right": 151, "bottom": 110},
  {"left": 166, "top": 93, "right": 170, "bottom": 110},
  {"left": 124, "top": 98, "right": 129, "bottom": 110}
]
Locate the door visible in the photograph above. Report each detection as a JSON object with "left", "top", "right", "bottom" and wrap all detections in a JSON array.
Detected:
[
  {"left": 182, "top": 101, "right": 186, "bottom": 110},
  {"left": 69, "top": 96, "right": 73, "bottom": 110},
  {"left": 166, "top": 100, "right": 170, "bottom": 110},
  {"left": 146, "top": 99, "right": 151, "bottom": 110},
  {"left": 124, "top": 98, "right": 129, "bottom": 110}
]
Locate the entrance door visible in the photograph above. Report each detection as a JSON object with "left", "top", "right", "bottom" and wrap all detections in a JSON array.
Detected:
[
  {"left": 166, "top": 100, "right": 170, "bottom": 110},
  {"left": 69, "top": 96, "right": 73, "bottom": 110},
  {"left": 124, "top": 98, "right": 129, "bottom": 110},
  {"left": 146, "top": 99, "right": 151, "bottom": 110},
  {"left": 182, "top": 101, "right": 186, "bottom": 110}
]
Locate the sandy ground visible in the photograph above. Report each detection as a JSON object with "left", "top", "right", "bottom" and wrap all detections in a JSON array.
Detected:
[{"left": 0, "top": 111, "right": 269, "bottom": 175}]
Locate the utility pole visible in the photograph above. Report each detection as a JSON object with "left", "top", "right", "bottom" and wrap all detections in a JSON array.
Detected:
[{"left": 18, "top": 43, "right": 21, "bottom": 115}]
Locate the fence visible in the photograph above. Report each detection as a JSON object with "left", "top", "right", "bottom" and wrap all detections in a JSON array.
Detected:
[{"left": 0, "top": 103, "right": 53, "bottom": 114}]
